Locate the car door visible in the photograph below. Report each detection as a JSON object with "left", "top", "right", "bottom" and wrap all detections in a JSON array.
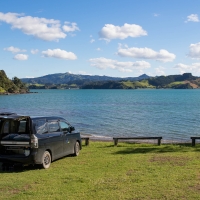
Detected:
[
  {"left": 59, "top": 121, "right": 74, "bottom": 155},
  {"left": 47, "top": 120, "right": 64, "bottom": 159}
]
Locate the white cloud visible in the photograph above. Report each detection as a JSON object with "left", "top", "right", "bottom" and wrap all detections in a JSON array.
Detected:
[
  {"left": 185, "top": 14, "right": 199, "bottom": 22},
  {"left": 78, "top": 71, "right": 86, "bottom": 75},
  {"left": 0, "top": 12, "right": 79, "bottom": 41},
  {"left": 78, "top": 71, "right": 92, "bottom": 75},
  {"left": 188, "top": 43, "right": 200, "bottom": 59},
  {"left": 96, "top": 48, "right": 101, "bottom": 51},
  {"left": 153, "top": 13, "right": 159, "bottom": 17},
  {"left": 90, "top": 39, "right": 95, "bottom": 43},
  {"left": 89, "top": 57, "right": 150, "bottom": 72},
  {"left": 99, "top": 23, "right": 147, "bottom": 41},
  {"left": 62, "top": 22, "right": 80, "bottom": 32},
  {"left": 155, "top": 66, "right": 166, "bottom": 75},
  {"left": 117, "top": 46, "right": 176, "bottom": 62},
  {"left": 42, "top": 49, "right": 77, "bottom": 60},
  {"left": 31, "top": 49, "right": 39, "bottom": 54},
  {"left": 14, "top": 54, "right": 28, "bottom": 60},
  {"left": 4, "top": 46, "right": 26, "bottom": 53},
  {"left": 174, "top": 63, "right": 200, "bottom": 74}
]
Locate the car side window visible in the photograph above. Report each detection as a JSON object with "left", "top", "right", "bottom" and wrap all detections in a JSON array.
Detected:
[
  {"left": 48, "top": 121, "right": 60, "bottom": 133},
  {"left": 35, "top": 120, "right": 48, "bottom": 134},
  {"left": 59, "top": 121, "right": 70, "bottom": 132}
]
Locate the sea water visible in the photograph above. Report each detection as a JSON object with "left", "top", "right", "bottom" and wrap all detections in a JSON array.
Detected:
[{"left": 0, "top": 89, "right": 200, "bottom": 142}]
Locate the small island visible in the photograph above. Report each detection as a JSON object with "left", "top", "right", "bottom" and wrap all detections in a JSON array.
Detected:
[{"left": 0, "top": 70, "right": 29, "bottom": 94}]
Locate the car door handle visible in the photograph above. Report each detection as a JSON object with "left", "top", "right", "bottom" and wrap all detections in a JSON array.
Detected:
[{"left": 65, "top": 138, "right": 70, "bottom": 143}]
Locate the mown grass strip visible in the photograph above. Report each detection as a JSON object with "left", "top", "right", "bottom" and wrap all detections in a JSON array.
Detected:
[{"left": 0, "top": 142, "right": 200, "bottom": 200}]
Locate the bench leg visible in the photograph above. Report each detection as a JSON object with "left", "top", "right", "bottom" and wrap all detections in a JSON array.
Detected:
[
  {"left": 157, "top": 139, "right": 161, "bottom": 146},
  {"left": 192, "top": 139, "right": 195, "bottom": 146},
  {"left": 85, "top": 138, "right": 89, "bottom": 146},
  {"left": 114, "top": 139, "right": 118, "bottom": 146}
]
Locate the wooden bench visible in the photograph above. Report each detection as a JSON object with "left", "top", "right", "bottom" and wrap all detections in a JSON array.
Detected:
[
  {"left": 191, "top": 137, "right": 200, "bottom": 146},
  {"left": 81, "top": 137, "right": 90, "bottom": 146},
  {"left": 113, "top": 137, "right": 162, "bottom": 146}
]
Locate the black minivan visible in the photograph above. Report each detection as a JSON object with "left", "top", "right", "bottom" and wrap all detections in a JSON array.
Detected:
[{"left": 0, "top": 113, "right": 81, "bottom": 169}]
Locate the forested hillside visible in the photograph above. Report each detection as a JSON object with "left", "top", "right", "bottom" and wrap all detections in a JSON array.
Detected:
[
  {"left": 0, "top": 70, "right": 29, "bottom": 94},
  {"left": 21, "top": 72, "right": 150, "bottom": 86},
  {"left": 19, "top": 71, "right": 200, "bottom": 90},
  {"left": 82, "top": 73, "right": 200, "bottom": 89}
]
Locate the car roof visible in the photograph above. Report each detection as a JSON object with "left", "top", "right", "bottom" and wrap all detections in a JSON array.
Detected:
[
  {"left": 0, "top": 112, "right": 17, "bottom": 116},
  {"left": 30, "top": 116, "right": 65, "bottom": 120},
  {"left": 0, "top": 115, "right": 29, "bottom": 120},
  {"left": 0, "top": 113, "right": 65, "bottom": 121}
]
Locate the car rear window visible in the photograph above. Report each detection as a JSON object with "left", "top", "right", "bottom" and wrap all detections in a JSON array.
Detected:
[
  {"left": 18, "top": 120, "right": 27, "bottom": 133},
  {"left": 2, "top": 120, "right": 27, "bottom": 134}
]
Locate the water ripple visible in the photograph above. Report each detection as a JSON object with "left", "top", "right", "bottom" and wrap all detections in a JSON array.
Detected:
[{"left": 0, "top": 89, "right": 200, "bottom": 141}]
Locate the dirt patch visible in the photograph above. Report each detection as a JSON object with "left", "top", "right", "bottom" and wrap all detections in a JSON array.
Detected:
[
  {"left": 126, "top": 169, "right": 134, "bottom": 176},
  {"left": 149, "top": 155, "right": 191, "bottom": 166},
  {"left": 10, "top": 188, "right": 21, "bottom": 194},
  {"left": 184, "top": 81, "right": 199, "bottom": 88},
  {"left": 190, "top": 184, "right": 200, "bottom": 191},
  {"left": 190, "top": 173, "right": 200, "bottom": 192},
  {"left": 0, "top": 184, "right": 32, "bottom": 196}
]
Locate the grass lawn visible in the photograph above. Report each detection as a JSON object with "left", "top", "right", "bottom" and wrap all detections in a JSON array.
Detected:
[
  {"left": 1, "top": 142, "right": 200, "bottom": 199},
  {"left": 166, "top": 81, "right": 185, "bottom": 88},
  {"left": 122, "top": 80, "right": 155, "bottom": 89}
]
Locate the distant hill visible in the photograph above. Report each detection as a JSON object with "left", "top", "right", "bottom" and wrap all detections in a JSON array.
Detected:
[
  {"left": 21, "top": 72, "right": 150, "bottom": 86},
  {"left": 0, "top": 70, "right": 29, "bottom": 94},
  {"left": 21, "top": 72, "right": 200, "bottom": 89},
  {"left": 82, "top": 73, "right": 200, "bottom": 89}
]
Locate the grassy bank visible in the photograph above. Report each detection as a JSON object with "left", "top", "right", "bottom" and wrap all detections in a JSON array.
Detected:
[{"left": 1, "top": 142, "right": 200, "bottom": 199}]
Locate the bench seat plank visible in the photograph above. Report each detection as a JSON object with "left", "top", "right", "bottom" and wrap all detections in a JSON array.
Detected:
[{"left": 113, "top": 137, "right": 162, "bottom": 146}]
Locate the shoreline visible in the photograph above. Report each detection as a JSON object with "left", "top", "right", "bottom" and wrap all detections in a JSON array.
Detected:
[
  {"left": 80, "top": 133, "right": 192, "bottom": 144},
  {"left": 0, "top": 91, "right": 38, "bottom": 95}
]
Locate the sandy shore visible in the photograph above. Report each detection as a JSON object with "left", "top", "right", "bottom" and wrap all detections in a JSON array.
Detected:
[{"left": 81, "top": 133, "right": 113, "bottom": 142}]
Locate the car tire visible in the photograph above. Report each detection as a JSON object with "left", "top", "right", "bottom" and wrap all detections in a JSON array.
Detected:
[
  {"left": 74, "top": 142, "right": 80, "bottom": 156},
  {"left": 41, "top": 151, "right": 51, "bottom": 169}
]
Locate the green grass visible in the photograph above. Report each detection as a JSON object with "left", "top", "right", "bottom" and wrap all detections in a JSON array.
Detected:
[
  {"left": 167, "top": 81, "right": 184, "bottom": 87},
  {"left": 122, "top": 80, "right": 155, "bottom": 89},
  {"left": 32, "top": 84, "right": 45, "bottom": 86},
  {"left": 69, "top": 84, "right": 78, "bottom": 88},
  {"left": 0, "top": 86, "right": 6, "bottom": 93},
  {"left": 1, "top": 142, "right": 200, "bottom": 199}
]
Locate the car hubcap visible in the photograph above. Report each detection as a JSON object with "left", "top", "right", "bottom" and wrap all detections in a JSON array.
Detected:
[{"left": 44, "top": 154, "right": 50, "bottom": 165}]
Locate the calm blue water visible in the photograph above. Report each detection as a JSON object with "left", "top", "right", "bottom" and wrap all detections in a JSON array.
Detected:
[{"left": 0, "top": 89, "right": 200, "bottom": 142}]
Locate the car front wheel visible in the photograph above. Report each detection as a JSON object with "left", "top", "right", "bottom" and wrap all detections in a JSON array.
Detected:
[
  {"left": 74, "top": 142, "right": 80, "bottom": 156},
  {"left": 41, "top": 151, "right": 51, "bottom": 169}
]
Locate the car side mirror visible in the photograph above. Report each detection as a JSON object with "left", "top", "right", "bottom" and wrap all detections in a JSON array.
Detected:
[{"left": 70, "top": 126, "right": 75, "bottom": 132}]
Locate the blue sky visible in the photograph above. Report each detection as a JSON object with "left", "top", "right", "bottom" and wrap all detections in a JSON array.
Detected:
[{"left": 1, "top": 0, "right": 200, "bottom": 79}]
